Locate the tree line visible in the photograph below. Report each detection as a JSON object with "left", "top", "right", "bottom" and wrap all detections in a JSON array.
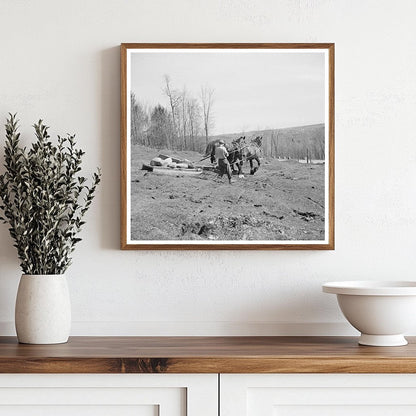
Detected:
[
  {"left": 262, "top": 126, "right": 325, "bottom": 161},
  {"left": 214, "top": 125, "right": 325, "bottom": 161},
  {"left": 131, "top": 75, "right": 214, "bottom": 152}
]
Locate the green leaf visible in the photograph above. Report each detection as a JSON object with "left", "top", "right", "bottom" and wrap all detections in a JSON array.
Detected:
[{"left": 0, "top": 113, "right": 101, "bottom": 274}]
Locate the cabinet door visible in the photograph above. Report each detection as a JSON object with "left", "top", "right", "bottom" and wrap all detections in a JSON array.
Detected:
[
  {"left": 221, "top": 374, "right": 416, "bottom": 416},
  {"left": 0, "top": 374, "right": 217, "bottom": 416}
]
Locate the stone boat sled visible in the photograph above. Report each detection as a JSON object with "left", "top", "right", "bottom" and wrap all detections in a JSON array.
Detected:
[
  {"left": 141, "top": 163, "right": 203, "bottom": 176},
  {"left": 141, "top": 154, "right": 204, "bottom": 176}
]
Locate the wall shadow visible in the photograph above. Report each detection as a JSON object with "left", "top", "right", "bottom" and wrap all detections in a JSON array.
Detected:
[{"left": 99, "top": 46, "right": 121, "bottom": 250}]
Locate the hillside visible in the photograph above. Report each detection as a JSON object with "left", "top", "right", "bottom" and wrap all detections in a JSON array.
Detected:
[{"left": 212, "top": 123, "right": 325, "bottom": 160}]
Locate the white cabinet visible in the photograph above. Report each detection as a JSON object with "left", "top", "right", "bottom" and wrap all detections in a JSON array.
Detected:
[
  {"left": 0, "top": 374, "right": 218, "bottom": 416},
  {"left": 221, "top": 374, "right": 416, "bottom": 416},
  {"left": 4, "top": 373, "right": 416, "bottom": 415}
]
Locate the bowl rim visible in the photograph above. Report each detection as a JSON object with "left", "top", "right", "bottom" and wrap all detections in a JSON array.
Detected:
[{"left": 322, "top": 281, "right": 416, "bottom": 296}]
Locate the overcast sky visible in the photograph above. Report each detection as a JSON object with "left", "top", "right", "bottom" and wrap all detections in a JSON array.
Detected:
[{"left": 130, "top": 50, "right": 326, "bottom": 135}]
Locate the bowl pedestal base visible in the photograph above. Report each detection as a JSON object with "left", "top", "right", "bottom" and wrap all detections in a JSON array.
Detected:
[{"left": 358, "top": 333, "right": 408, "bottom": 347}]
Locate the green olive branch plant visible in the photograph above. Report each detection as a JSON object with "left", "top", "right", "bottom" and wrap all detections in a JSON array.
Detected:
[{"left": 0, "top": 113, "right": 101, "bottom": 275}]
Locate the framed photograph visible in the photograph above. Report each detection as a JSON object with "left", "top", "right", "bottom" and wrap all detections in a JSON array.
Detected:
[{"left": 121, "top": 43, "right": 334, "bottom": 250}]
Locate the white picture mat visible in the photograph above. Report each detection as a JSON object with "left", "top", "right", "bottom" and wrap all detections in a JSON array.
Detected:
[{"left": 125, "top": 48, "right": 330, "bottom": 245}]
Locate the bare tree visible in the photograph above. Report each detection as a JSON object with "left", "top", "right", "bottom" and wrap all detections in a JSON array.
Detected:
[
  {"left": 163, "top": 75, "right": 180, "bottom": 148},
  {"left": 131, "top": 93, "right": 149, "bottom": 145},
  {"left": 187, "top": 98, "right": 201, "bottom": 151},
  {"left": 180, "top": 87, "right": 188, "bottom": 150},
  {"left": 316, "top": 135, "right": 325, "bottom": 160},
  {"left": 200, "top": 86, "right": 214, "bottom": 146},
  {"left": 271, "top": 130, "right": 279, "bottom": 158}
]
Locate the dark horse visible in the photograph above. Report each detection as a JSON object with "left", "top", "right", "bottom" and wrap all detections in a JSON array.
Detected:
[
  {"left": 205, "top": 136, "right": 246, "bottom": 176},
  {"left": 245, "top": 136, "right": 262, "bottom": 175}
]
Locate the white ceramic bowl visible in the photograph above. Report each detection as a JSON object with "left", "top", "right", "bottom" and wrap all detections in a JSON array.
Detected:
[{"left": 323, "top": 281, "right": 416, "bottom": 346}]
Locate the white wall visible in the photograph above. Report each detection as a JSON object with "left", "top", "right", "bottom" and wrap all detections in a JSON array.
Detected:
[{"left": 0, "top": 0, "right": 415, "bottom": 336}]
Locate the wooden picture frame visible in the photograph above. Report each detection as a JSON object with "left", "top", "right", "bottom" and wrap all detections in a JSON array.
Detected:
[{"left": 121, "top": 43, "right": 334, "bottom": 250}]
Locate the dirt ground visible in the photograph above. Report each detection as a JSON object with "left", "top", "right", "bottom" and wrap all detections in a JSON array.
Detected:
[{"left": 130, "top": 145, "right": 325, "bottom": 241}]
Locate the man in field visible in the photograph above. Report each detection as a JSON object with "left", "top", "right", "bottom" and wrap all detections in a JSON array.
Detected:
[{"left": 215, "top": 140, "right": 233, "bottom": 184}]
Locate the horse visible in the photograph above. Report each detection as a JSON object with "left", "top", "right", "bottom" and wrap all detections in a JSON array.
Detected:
[
  {"left": 227, "top": 136, "right": 246, "bottom": 176},
  {"left": 244, "top": 136, "right": 262, "bottom": 175},
  {"left": 204, "top": 136, "right": 246, "bottom": 176}
]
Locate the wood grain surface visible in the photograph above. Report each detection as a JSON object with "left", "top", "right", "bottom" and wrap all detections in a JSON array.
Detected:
[{"left": 0, "top": 336, "right": 415, "bottom": 374}]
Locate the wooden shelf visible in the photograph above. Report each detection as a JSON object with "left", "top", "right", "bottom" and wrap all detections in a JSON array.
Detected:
[{"left": 0, "top": 336, "right": 416, "bottom": 373}]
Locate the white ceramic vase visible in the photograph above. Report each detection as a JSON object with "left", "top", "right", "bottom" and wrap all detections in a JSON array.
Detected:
[{"left": 15, "top": 274, "right": 71, "bottom": 344}]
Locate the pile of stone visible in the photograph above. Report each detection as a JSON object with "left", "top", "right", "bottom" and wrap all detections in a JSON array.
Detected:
[{"left": 149, "top": 154, "right": 195, "bottom": 169}]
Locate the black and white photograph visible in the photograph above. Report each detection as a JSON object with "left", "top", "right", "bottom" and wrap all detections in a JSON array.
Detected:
[{"left": 121, "top": 44, "right": 334, "bottom": 249}]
